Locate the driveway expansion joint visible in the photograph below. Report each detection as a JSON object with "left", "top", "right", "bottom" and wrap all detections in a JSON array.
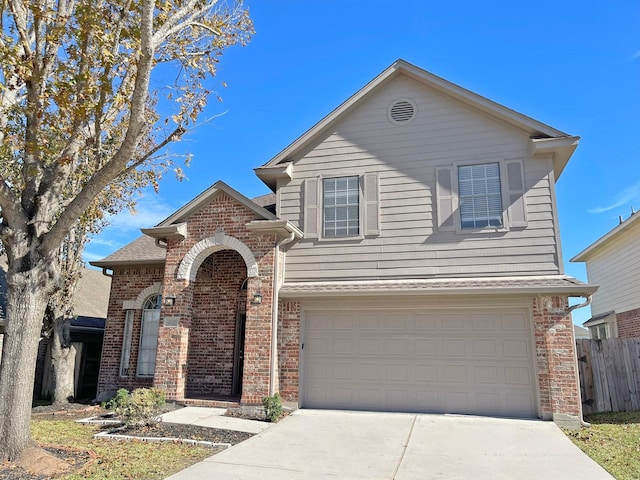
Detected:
[{"left": 392, "top": 414, "right": 417, "bottom": 479}]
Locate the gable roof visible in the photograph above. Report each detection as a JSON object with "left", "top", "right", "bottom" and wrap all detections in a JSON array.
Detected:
[
  {"left": 571, "top": 212, "right": 640, "bottom": 262},
  {"left": 255, "top": 59, "right": 578, "bottom": 190},
  {"left": 156, "top": 181, "right": 277, "bottom": 227},
  {"left": 90, "top": 184, "right": 280, "bottom": 268}
]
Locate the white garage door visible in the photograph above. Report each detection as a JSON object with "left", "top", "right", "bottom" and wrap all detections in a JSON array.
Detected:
[{"left": 303, "top": 309, "right": 536, "bottom": 418}]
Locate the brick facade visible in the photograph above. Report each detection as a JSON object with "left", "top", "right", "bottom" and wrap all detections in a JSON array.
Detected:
[
  {"left": 97, "top": 192, "right": 280, "bottom": 405},
  {"left": 98, "top": 266, "right": 164, "bottom": 398},
  {"left": 532, "top": 296, "right": 581, "bottom": 425},
  {"left": 96, "top": 192, "right": 582, "bottom": 425},
  {"left": 616, "top": 307, "right": 640, "bottom": 338},
  {"left": 278, "top": 300, "right": 301, "bottom": 402}
]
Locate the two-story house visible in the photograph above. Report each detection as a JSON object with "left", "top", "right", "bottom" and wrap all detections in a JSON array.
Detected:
[
  {"left": 91, "top": 60, "right": 596, "bottom": 427},
  {"left": 571, "top": 211, "right": 640, "bottom": 338}
]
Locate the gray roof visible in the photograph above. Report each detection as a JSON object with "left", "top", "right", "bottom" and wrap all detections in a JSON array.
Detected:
[
  {"left": 279, "top": 275, "right": 597, "bottom": 298},
  {"left": 0, "top": 255, "right": 111, "bottom": 322},
  {"left": 90, "top": 235, "right": 166, "bottom": 268},
  {"left": 74, "top": 267, "right": 111, "bottom": 318}
]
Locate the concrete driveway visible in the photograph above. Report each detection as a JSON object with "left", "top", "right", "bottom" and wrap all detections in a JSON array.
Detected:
[{"left": 167, "top": 410, "right": 613, "bottom": 480}]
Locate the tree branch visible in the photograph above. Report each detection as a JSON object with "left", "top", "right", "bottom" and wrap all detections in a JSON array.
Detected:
[{"left": 40, "top": 0, "right": 156, "bottom": 255}]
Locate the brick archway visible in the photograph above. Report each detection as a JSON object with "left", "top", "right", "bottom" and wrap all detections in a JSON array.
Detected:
[{"left": 176, "top": 232, "right": 259, "bottom": 282}]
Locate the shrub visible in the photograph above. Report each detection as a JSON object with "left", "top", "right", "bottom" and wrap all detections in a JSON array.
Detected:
[
  {"left": 262, "top": 393, "right": 282, "bottom": 422},
  {"left": 103, "top": 388, "right": 130, "bottom": 411},
  {"left": 104, "top": 387, "right": 167, "bottom": 427}
]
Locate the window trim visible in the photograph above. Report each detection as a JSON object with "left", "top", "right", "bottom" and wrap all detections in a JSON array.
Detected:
[
  {"left": 438, "top": 157, "right": 526, "bottom": 235},
  {"left": 304, "top": 172, "right": 380, "bottom": 242}
]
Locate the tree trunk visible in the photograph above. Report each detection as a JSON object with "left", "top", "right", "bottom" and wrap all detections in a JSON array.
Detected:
[
  {"left": 50, "top": 316, "right": 76, "bottom": 404},
  {"left": 0, "top": 270, "right": 50, "bottom": 461}
]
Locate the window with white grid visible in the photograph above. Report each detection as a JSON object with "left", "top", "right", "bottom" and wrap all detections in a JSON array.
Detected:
[{"left": 323, "top": 176, "right": 359, "bottom": 237}]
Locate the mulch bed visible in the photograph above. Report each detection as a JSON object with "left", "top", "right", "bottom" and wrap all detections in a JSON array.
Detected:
[
  {"left": 111, "top": 421, "right": 254, "bottom": 445},
  {"left": 0, "top": 404, "right": 255, "bottom": 479}
]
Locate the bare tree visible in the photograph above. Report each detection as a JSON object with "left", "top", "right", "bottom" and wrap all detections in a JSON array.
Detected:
[{"left": 0, "top": 0, "right": 252, "bottom": 460}]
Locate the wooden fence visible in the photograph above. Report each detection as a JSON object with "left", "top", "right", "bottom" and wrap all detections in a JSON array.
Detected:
[{"left": 575, "top": 338, "right": 640, "bottom": 414}]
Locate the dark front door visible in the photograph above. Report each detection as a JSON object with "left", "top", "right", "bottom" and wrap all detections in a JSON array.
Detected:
[{"left": 232, "top": 313, "right": 246, "bottom": 395}]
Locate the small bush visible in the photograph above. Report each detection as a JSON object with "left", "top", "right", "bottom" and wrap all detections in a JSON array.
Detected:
[
  {"left": 262, "top": 393, "right": 283, "bottom": 422},
  {"left": 103, "top": 388, "right": 130, "bottom": 410},
  {"left": 104, "top": 387, "right": 167, "bottom": 427}
]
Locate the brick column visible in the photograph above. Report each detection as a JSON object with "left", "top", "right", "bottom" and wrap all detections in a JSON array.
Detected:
[
  {"left": 153, "top": 279, "right": 193, "bottom": 401},
  {"left": 533, "top": 296, "right": 581, "bottom": 428},
  {"left": 278, "top": 300, "right": 301, "bottom": 403},
  {"left": 241, "top": 273, "right": 274, "bottom": 404}
]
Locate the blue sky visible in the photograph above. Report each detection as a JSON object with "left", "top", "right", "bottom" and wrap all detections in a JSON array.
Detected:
[{"left": 85, "top": 0, "right": 640, "bottom": 325}]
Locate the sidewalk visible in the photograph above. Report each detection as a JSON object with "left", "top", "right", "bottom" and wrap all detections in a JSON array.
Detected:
[{"left": 160, "top": 406, "right": 271, "bottom": 435}]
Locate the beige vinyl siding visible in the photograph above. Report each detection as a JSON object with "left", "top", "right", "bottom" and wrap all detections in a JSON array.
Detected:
[
  {"left": 279, "top": 75, "right": 560, "bottom": 282},
  {"left": 586, "top": 221, "right": 640, "bottom": 315}
]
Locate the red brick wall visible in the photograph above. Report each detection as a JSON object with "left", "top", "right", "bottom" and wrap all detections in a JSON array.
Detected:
[
  {"left": 97, "top": 266, "right": 164, "bottom": 400},
  {"left": 186, "top": 251, "right": 247, "bottom": 396},
  {"left": 157, "top": 192, "right": 277, "bottom": 403},
  {"left": 616, "top": 307, "right": 640, "bottom": 338},
  {"left": 533, "top": 296, "right": 581, "bottom": 421},
  {"left": 278, "top": 300, "right": 300, "bottom": 402}
]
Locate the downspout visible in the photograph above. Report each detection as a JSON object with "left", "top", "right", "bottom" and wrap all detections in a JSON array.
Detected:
[
  {"left": 269, "top": 231, "right": 296, "bottom": 396},
  {"left": 566, "top": 295, "right": 593, "bottom": 428}
]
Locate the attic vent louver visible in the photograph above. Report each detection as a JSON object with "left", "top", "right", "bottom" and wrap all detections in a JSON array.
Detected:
[{"left": 388, "top": 98, "right": 416, "bottom": 125}]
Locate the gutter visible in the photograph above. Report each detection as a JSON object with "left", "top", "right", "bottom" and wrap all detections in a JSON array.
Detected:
[{"left": 269, "top": 231, "right": 297, "bottom": 396}]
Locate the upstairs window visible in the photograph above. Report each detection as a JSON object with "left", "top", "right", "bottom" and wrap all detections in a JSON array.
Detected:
[
  {"left": 323, "top": 176, "right": 360, "bottom": 237},
  {"left": 458, "top": 163, "right": 503, "bottom": 229}
]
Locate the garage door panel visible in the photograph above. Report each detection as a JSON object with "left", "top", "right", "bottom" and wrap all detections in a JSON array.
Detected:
[
  {"left": 358, "top": 338, "right": 381, "bottom": 355},
  {"left": 304, "top": 309, "right": 536, "bottom": 417},
  {"left": 474, "top": 365, "right": 499, "bottom": 384},
  {"left": 442, "top": 314, "right": 467, "bottom": 330},
  {"left": 385, "top": 339, "right": 408, "bottom": 355},
  {"left": 502, "top": 313, "right": 527, "bottom": 330},
  {"left": 414, "top": 314, "right": 439, "bottom": 330},
  {"left": 415, "top": 339, "right": 438, "bottom": 355},
  {"left": 503, "top": 339, "right": 529, "bottom": 357},
  {"left": 472, "top": 313, "right": 497, "bottom": 330},
  {"left": 442, "top": 339, "right": 467, "bottom": 356},
  {"left": 416, "top": 364, "right": 438, "bottom": 382},
  {"left": 359, "top": 363, "right": 380, "bottom": 381}
]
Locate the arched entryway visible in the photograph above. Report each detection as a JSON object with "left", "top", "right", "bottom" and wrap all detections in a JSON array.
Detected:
[{"left": 185, "top": 249, "right": 248, "bottom": 399}]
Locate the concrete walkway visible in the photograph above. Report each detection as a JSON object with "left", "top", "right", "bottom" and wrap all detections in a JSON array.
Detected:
[
  {"left": 160, "top": 406, "right": 271, "bottom": 434},
  {"left": 167, "top": 409, "right": 613, "bottom": 480}
]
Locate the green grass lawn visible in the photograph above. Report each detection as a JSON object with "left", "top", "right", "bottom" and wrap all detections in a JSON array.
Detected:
[
  {"left": 31, "top": 419, "right": 213, "bottom": 479},
  {"left": 565, "top": 411, "right": 640, "bottom": 480}
]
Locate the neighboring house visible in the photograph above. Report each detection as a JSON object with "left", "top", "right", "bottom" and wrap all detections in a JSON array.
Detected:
[
  {"left": 571, "top": 211, "right": 640, "bottom": 339},
  {"left": 0, "top": 256, "right": 111, "bottom": 401},
  {"left": 573, "top": 325, "right": 590, "bottom": 340},
  {"left": 91, "top": 60, "right": 596, "bottom": 427}
]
